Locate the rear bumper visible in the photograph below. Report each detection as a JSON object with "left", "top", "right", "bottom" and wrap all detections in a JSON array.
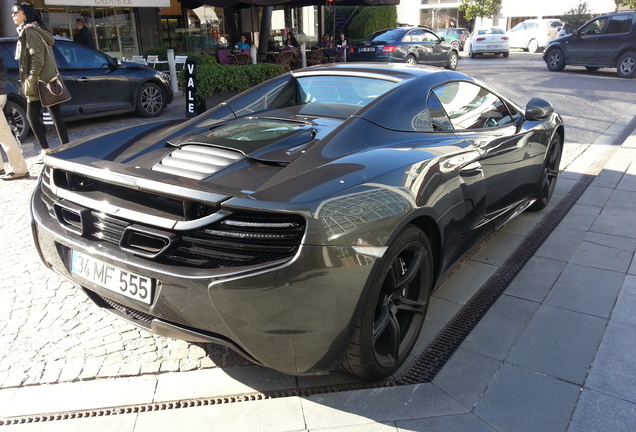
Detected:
[{"left": 31, "top": 185, "right": 379, "bottom": 375}]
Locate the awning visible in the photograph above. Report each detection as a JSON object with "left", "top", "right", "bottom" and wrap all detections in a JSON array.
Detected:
[
  {"left": 45, "top": 0, "right": 171, "bottom": 7},
  {"left": 179, "top": 0, "right": 399, "bottom": 9}
]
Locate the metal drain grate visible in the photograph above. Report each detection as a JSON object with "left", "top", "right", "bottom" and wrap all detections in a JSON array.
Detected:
[{"left": 396, "top": 144, "right": 621, "bottom": 384}]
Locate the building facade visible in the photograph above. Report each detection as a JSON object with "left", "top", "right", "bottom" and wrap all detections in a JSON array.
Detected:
[{"left": 397, "top": 0, "right": 619, "bottom": 30}]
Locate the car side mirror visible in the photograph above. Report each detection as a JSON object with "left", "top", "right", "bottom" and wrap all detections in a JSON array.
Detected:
[
  {"left": 439, "top": 36, "right": 445, "bottom": 42},
  {"left": 572, "top": 29, "right": 579, "bottom": 37},
  {"left": 106, "top": 56, "right": 119, "bottom": 70},
  {"left": 525, "top": 97, "right": 554, "bottom": 120}
]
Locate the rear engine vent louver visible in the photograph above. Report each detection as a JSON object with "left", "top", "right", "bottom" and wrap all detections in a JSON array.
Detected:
[{"left": 153, "top": 145, "right": 245, "bottom": 180}]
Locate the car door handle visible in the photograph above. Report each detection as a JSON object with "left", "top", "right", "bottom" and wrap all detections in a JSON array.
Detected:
[
  {"left": 459, "top": 162, "right": 483, "bottom": 177},
  {"left": 77, "top": 77, "right": 90, "bottom": 83}
]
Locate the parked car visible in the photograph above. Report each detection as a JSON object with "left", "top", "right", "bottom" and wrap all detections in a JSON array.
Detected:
[
  {"left": 465, "top": 27, "right": 510, "bottom": 58},
  {"left": 508, "top": 19, "right": 563, "bottom": 53},
  {"left": 0, "top": 37, "right": 173, "bottom": 141},
  {"left": 31, "top": 63, "right": 564, "bottom": 380},
  {"left": 435, "top": 28, "right": 470, "bottom": 50},
  {"left": 349, "top": 27, "right": 459, "bottom": 70},
  {"left": 544, "top": 11, "right": 636, "bottom": 78}
]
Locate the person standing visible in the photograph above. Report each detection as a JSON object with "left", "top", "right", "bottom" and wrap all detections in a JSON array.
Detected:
[
  {"left": 12, "top": 2, "right": 69, "bottom": 158},
  {"left": 73, "top": 18, "right": 95, "bottom": 48},
  {"left": 0, "top": 53, "right": 29, "bottom": 180}
]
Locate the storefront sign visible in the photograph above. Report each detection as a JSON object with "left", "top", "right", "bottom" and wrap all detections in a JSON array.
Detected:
[
  {"left": 44, "top": 0, "right": 170, "bottom": 7},
  {"left": 185, "top": 61, "right": 197, "bottom": 118}
]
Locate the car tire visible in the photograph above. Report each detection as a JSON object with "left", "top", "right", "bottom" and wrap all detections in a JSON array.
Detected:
[
  {"left": 341, "top": 225, "right": 433, "bottom": 380},
  {"left": 470, "top": 49, "right": 476, "bottom": 59},
  {"left": 451, "top": 40, "right": 460, "bottom": 50},
  {"left": 503, "top": 52, "right": 510, "bottom": 58},
  {"left": 4, "top": 100, "right": 29, "bottom": 142},
  {"left": 136, "top": 82, "right": 166, "bottom": 117},
  {"left": 405, "top": 55, "right": 417, "bottom": 65},
  {"left": 528, "top": 39, "right": 539, "bottom": 54},
  {"left": 617, "top": 52, "right": 636, "bottom": 78},
  {"left": 446, "top": 51, "right": 458, "bottom": 70},
  {"left": 546, "top": 48, "right": 566, "bottom": 71},
  {"left": 529, "top": 134, "right": 563, "bottom": 211}
]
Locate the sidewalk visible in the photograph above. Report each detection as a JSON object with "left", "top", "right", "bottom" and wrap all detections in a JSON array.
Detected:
[{"left": 1, "top": 123, "right": 635, "bottom": 431}]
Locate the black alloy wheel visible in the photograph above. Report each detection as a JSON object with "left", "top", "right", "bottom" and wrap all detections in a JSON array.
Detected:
[
  {"left": 136, "top": 82, "right": 165, "bottom": 117},
  {"left": 342, "top": 225, "right": 433, "bottom": 380},
  {"left": 446, "top": 51, "right": 459, "bottom": 70},
  {"left": 4, "top": 101, "right": 29, "bottom": 142},
  {"left": 546, "top": 49, "right": 566, "bottom": 71},
  {"left": 529, "top": 135, "right": 563, "bottom": 211}
]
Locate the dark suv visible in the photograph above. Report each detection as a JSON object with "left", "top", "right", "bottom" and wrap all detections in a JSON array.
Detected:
[
  {"left": 543, "top": 11, "right": 636, "bottom": 78},
  {"left": 1, "top": 37, "right": 173, "bottom": 141}
]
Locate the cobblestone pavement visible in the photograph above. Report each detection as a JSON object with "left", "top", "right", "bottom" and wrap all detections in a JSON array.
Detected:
[{"left": 0, "top": 99, "right": 249, "bottom": 391}]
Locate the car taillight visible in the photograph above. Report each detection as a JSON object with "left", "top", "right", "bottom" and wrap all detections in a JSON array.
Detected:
[
  {"left": 502, "top": 36, "right": 509, "bottom": 40},
  {"left": 461, "top": 35, "right": 466, "bottom": 40},
  {"left": 382, "top": 45, "right": 396, "bottom": 53},
  {"left": 349, "top": 47, "right": 354, "bottom": 52},
  {"left": 476, "top": 37, "right": 486, "bottom": 41}
]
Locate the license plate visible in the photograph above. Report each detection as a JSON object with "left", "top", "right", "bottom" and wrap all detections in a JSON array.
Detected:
[
  {"left": 360, "top": 47, "right": 375, "bottom": 52},
  {"left": 487, "top": 45, "right": 500, "bottom": 49},
  {"left": 71, "top": 250, "right": 154, "bottom": 304}
]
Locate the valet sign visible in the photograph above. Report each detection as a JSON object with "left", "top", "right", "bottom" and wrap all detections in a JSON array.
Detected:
[{"left": 185, "top": 61, "right": 197, "bottom": 118}]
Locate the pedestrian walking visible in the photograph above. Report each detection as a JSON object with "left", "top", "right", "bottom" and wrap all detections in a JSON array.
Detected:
[
  {"left": 0, "top": 53, "right": 29, "bottom": 180},
  {"left": 12, "top": 2, "right": 69, "bottom": 159},
  {"left": 73, "top": 18, "right": 95, "bottom": 49}
]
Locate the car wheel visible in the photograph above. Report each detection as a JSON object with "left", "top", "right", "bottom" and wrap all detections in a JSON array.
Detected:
[
  {"left": 470, "top": 49, "right": 476, "bottom": 59},
  {"left": 585, "top": 66, "right": 600, "bottom": 71},
  {"left": 451, "top": 40, "right": 460, "bottom": 50},
  {"left": 528, "top": 39, "right": 539, "bottom": 54},
  {"left": 405, "top": 55, "right": 417, "bottom": 65},
  {"left": 529, "top": 135, "right": 563, "bottom": 211},
  {"left": 617, "top": 52, "right": 636, "bottom": 78},
  {"left": 341, "top": 225, "right": 433, "bottom": 380},
  {"left": 503, "top": 52, "right": 510, "bottom": 58},
  {"left": 136, "top": 82, "right": 165, "bottom": 117},
  {"left": 546, "top": 48, "right": 566, "bottom": 71},
  {"left": 4, "top": 100, "right": 29, "bottom": 142},
  {"left": 446, "top": 51, "right": 458, "bottom": 70}
]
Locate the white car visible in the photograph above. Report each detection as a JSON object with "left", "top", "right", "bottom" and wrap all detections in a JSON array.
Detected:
[
  {"left": 465, "top": 27, "right": 510, "bottom": 58},
  {"left": 508, "top": 19, "right": 563, "bottom": 53}
]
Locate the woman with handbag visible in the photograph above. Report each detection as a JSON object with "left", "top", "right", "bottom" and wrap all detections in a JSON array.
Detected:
[{"left": 12, "top": 2, "right": 69, "bottom": 157}]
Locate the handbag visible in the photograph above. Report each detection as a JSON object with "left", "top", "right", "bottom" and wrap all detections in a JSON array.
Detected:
[{"left": 37, "top": 73, "right": 71, "bottom": 107}]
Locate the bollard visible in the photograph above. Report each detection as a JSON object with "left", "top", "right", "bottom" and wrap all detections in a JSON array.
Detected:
[
  {"left": 250, "top": 45, "right": 257, "bottom": 65},
  {"left": 301, "top": 42, "right": 307, "bottom": 69},
  {"left": 167, "top": 48, "right": 179, "bottom": 95}
]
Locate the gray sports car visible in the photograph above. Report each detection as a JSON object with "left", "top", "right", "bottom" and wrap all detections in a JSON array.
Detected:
[{"left": 31, "top": 63, "right": 564, "bottom": 380}]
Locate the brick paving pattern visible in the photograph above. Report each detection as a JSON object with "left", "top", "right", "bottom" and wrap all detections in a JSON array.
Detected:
[{"left": 0, "top": 101, "right": 249, "bottom": 390}]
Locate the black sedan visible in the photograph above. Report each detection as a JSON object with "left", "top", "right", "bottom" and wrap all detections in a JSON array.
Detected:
[
  {"left": 349, "top": 27, "right": 459, "bottom": 70},
  {"left": 1, "top": 37, "right": 173, "bottom": 141},
  {"left": 31, "top": 64, "right": 563, "bottom": 380}
]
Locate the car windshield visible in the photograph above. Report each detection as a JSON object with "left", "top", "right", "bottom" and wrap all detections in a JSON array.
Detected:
[
  {"left": 295, "top": 75, "right": 396, "bottom": 117},
  {"left": 361, "top": 29, "right": 404, "bottom": 43}
]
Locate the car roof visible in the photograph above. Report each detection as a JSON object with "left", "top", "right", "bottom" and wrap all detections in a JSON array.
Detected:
[
  {"left": 294, "top": 63, "right": 469, "bottom": 82},
  {"left": 0, "top": 35, "right": 71, "bottom": 43}
]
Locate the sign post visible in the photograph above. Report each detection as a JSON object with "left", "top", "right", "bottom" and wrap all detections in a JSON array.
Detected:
[{"left": 185, "top": 60, "right": 197, "bottom": 118}]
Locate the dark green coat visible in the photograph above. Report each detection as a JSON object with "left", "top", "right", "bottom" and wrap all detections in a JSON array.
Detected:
[{"left": 17, "top": 23, "right": 57, "bottom": 102}]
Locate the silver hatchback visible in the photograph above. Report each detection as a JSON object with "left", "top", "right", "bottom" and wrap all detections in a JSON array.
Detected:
[{"left": 508, "top": 19, "right": 563, "bottom": 53}]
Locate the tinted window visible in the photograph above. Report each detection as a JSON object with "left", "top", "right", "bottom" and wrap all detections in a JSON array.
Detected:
[
  {"left": 605, "top": 15, "right": 632, "bottom": 34},
  {"left": 55, "top": 43, "right": 110, "bottom": 69},
  {"left": 426, "top": 94, "right": 452, "bottom": 131},
  {"left": 404, "top": 29, "right": 424, "bottom": 42},
  {"left": 0, "top": 44, "right": 18, "bottom": 69},
  {"left": 297, "top": 76, "right": 395, "bottom": 109},
  {"left": 422, "top": 30, "right": 439, "bottom": 42},
  {"left": 580, "top": 17, "right": 607, "bottom": 36},
  {"left": 432, "top": 81, "right": 514, "bottom": 130},
  {"left": 362, "top": 29, "right": 405, "bottom": 43}
]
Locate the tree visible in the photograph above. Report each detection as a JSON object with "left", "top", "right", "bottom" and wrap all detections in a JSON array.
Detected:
[
  {"left": 459, "top": 0, "right": 503, "bottom": 22},
  {"left": 562, "top": 1, "right": 593, "bottom": 31},
  {"left": 615, "top": 0, "right": 636, "bottom": 10},
  {"left": 348, "top": 6, "right": 398, "bottom": 41}
]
